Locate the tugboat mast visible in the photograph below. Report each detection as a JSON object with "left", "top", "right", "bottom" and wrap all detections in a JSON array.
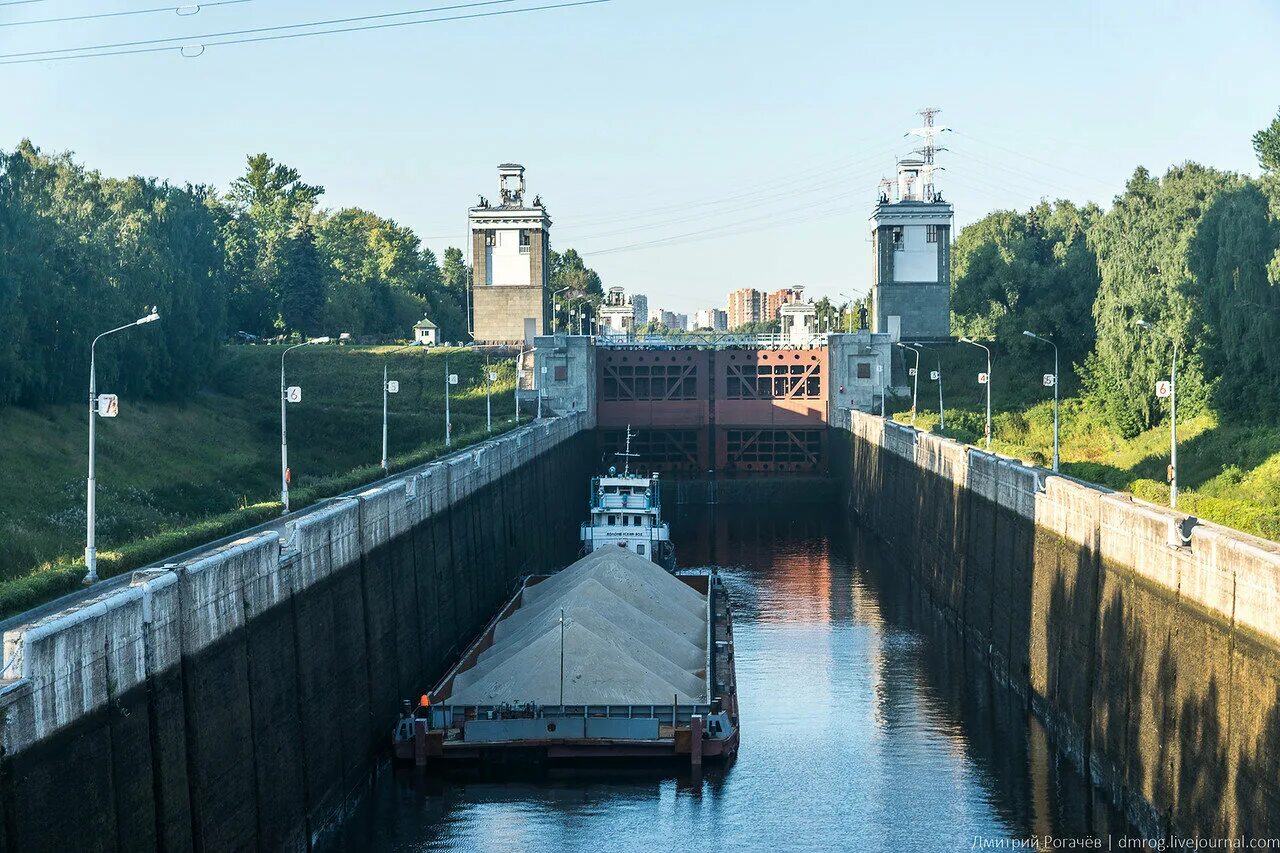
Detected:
[{"left": 615, "top": 425, "right": 639, "bottom": 476}]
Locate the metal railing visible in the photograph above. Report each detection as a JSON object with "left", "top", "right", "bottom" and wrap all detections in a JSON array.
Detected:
[{"left": 598, "top": 331, "right": 829, "bottom": 349}]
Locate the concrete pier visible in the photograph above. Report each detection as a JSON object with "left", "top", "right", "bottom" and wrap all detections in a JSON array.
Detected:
[
  {"left": 0, "top": 414, "right": 591, "bottom": 852},
  {"left": 833, "top": 408, "right": 1280, "bottom": 840}
]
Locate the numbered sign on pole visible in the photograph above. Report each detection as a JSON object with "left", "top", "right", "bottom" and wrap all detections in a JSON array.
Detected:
[
  {"left": 908, "top": 367, "right": 917, "bottom": 377},
  {"left": 286, "top": 386, "right": 302, "bottom": 403},
  {"left": 929, "top": 370, "right": 940, "bottom": 381},
  {"left": 96, "top": 394, "right": 119, "bottom": 418},
  {"left": 1043, "top": 374, "right": 1056, "bottom": 387},
  {"left": 448, "top": 374, "right": 458, "bottom": 386},
  {"left": 386, "top": 380, "right": 400, "bottom": 394},
  {"left": 977, "top": 372, "right": 989, "bottom": 385},
  {"left": 1155, "top": 380, "right": 1172, "bottom": 399},
  {"left": 488, "top": 371, "right": 498, "bottom": 382}
]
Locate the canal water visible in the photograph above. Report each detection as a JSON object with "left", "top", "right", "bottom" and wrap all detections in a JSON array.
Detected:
[{"left": 333, "top": 504, "right": 1135, "bottom": 852}]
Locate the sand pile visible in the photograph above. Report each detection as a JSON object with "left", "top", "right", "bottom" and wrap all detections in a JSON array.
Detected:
[{"left": 446, "top": 546, "right": 707, "bottom": 706}]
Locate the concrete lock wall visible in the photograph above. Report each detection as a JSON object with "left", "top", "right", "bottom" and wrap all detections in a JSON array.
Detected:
[
  {"left": 834, "top": 408, "right": 1280, "bottom": 840},
  {"left": 0, "top": 414, "right": 591, "bottom": 853}
]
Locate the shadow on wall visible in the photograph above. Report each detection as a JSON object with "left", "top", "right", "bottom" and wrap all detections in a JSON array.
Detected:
[{"left": 836, "top": 409, "right": 1280, "bottom": 841}]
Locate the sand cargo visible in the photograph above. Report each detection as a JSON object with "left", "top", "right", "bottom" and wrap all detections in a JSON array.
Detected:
[{"left": 393, "top": 546, "right": 739, "bottom": 768}]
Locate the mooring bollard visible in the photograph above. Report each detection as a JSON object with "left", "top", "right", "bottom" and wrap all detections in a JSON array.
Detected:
[{"left": 690, "top": 714, "right": 703, "bottom": 767}]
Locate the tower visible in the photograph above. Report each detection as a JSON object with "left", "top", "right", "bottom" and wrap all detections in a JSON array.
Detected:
[
  {"left": 469, "top": 164, "right": 551, "bottom": 343},
  {"left": 869, "top": 110, "right": 953, "bottom": 340}
]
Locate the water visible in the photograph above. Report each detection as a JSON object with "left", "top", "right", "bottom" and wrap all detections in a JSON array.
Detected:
[{"left": 334, "top": 504, "right": 1134, "bottom": 852}]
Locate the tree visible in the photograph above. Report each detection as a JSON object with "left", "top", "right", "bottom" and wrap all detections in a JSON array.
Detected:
[
  {"left": 277, "top": 222, "right": 327, "bottom": 335},
  {"left": 1253, "top": 107, "right": 1280, "bottom": 174},
  {"left": 442, "top": 246, "right": 469, "bottom": 294},
  {"left": 224, "top": 153, "right": 324, "bottom": 335},
  {"left": 951, "top": 200, "right": 1102, "bottom": 373},
  {"left": 549, "top": 248, "right": 603, "bottom": 299},
  {"left": 1084, "top": 164, "right": 1242, "bottom": 436}
]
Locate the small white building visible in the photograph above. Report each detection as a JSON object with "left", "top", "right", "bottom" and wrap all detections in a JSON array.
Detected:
[
  {"left": 780, "top": 302, "right": 817, "bottom": 343},
  {"left": 413, "top": 317, "right": 439, "bottom": 345},
  {"left": 599, "top": 286, "right": 635, "bottom": 337}
]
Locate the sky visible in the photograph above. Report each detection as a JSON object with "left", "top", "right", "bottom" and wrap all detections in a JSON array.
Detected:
[{"left": 4, "top": 0, "right": 1279, "bottom": 315}]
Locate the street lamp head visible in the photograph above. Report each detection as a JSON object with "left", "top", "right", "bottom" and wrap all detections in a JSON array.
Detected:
[
  {"left": 1022, "top": 330, "right": 1035, "bottom": 338},
  {"left": 959, "top": 336, "right": 973, "bottom": 343},
  {"left": 1135, "top": 319, "right": 1152, "bottom": 330},
  {"left": 136, "top": 307, "right": 160, "bottom": 325},
  {"left": 308, "top": 336, "right": 331, "bottom": 344}
]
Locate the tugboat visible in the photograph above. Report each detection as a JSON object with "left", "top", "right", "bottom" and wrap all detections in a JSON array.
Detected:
[{"left": 579, "top": 428, "right": 676, "bottom": 570}]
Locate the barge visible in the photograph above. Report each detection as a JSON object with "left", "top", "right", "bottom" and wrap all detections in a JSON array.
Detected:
[{"left": 393, "top": 454, "right": 739, "bottom": 770}]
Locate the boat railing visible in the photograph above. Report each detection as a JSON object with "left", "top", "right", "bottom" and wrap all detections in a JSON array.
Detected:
[
  {"left": 430, "top": 702, "right": 714, "bottom": 729},
  {"left": 594, "top": 493, "right": 654, "bottom": 510}
]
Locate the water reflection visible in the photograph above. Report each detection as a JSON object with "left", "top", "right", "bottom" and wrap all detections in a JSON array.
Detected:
[{"left": 332, "top": 504, "right": 1133, "bottom": 852}]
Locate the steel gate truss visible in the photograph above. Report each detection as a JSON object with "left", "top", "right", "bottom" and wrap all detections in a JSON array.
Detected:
[
  {"left": 725, "top": 360, "right": 822, "bottom": 400},
  {"left": 601, "top": 429, "right": 701, "bottom": 471},
  {"left": 725, "top": 429, "right": 823, "bottom": 469},
  {"left": 602, "top": 362, "right": 698, "bottom": 401}
]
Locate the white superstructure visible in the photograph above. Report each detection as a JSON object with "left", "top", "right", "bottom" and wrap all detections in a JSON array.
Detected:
[{"left": 579, "top": 432, "right": 674, "bottom": 569}]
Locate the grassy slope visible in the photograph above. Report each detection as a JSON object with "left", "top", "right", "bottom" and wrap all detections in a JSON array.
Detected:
[
  {"left": 0, "top": 345, "right": 519, "bottom": 616},
  {"left": 889, "top": 344, "right": 1280, "bottom": 542}
]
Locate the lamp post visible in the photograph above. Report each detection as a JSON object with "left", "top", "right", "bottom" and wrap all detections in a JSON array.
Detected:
[
  {"left": 896, "top": 342, "right": 921, "bottom": 424},
  {"left": 1137, "top": 319, "right": 1178, "bottom": 508},
  {"left": 444, "top": 352, "right": 455, "bottom": 449},
  {"left": 916, "top": 342, "right": 945, "bottom": 430},
  {"left": 84, "top": 308, "right": 160, "bottom": 584},
  {"left": 281, "top": 336, "right": 329, "bottom": 514},
  {"left": 959, "top": 336, "right": 992, "bottom": 449},
  {"left": 485, "top": 351, "right": 493, "bottom": 433},
  {"left": 1023, "top": 330, "right": 1060, "bottom": 472},
  {"left": 381, "top": 341, "right": 422, "bottom": 474},
  {"left": 839, "top": 292, "right": 856, "bottom": 333},
  {"left": 552, "top": 286, "right": 570, "bottom": 333},
  {"left": 516, "top": 346, "right": 524, "bottom": 424}
]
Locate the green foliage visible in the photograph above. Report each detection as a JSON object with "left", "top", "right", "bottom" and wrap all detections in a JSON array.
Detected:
[
  {"left": 1, "top": 142, "right": 478, "bottom": 403},
  {"left": 277, "top": 222, "right": 327, "bottom": 335},
  {"left": 0, "top": 140, "right": 230, "bottom": 405},
  {"left": 1189, "top": 182, "right": 1280, "bottom": 417},
  {"left": 549, "top": 248, "right": 603, "bottom": 298},
  {"left": 1084, "top": 164, "right": 1242, "bottom": 436},
  {"left": 732, "top": 320, "right": 781, "bottom": 334},
  {"left": 1254, "top": 108, "right": 1280, "bottom": 174},
  {"left": 951, "top": 200, "right": 1101, "bottom": 377}
]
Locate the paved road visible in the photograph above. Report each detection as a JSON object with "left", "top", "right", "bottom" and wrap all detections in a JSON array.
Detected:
[{"left": 0, "top": 423, "right": 535, "bottom": 635}]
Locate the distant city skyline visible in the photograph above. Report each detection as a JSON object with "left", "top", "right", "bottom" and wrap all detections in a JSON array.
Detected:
[{"left": 5, "top": 1, "right": 1278, "bottom": 314}]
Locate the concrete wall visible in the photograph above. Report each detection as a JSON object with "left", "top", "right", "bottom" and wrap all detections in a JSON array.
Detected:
[
  {"left": 832, "top": 408, "right": 1280, "bottom": 841},
  {"left": 0, "top": 414, "right": 591, "bottom": 852}
]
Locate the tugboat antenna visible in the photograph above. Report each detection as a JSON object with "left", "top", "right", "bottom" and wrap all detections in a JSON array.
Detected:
[{"left": 615, "top": 425, "right": 640, "bottom": 476}]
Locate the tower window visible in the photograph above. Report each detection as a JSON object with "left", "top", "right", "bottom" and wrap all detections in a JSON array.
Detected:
[
  {"left": 485, "top": 230, "right": 497, "bottom": 247},
  {"left": 926, "top": 225, "right": 940, "bottom": 243},
  {"left": 857, "top": 362, "right": 871, "bottom": 379},
  {"left": 892, "top": 227, "right": 904, "bottom": 250}
]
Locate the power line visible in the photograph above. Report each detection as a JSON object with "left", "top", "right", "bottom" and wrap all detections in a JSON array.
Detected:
[
  {"left": 0, "top": 0, "right": 51, "bottom": 7},
  {"left": 1, "top": 0, "right": 252, "bottom": 29},
  {"left": 951, "top": 129, "right": 1115, "bottom": 191},
  {"left": 560, "top": 157, "right": 895, "bottom": 242},
  {"left": 0, "top": 0, "right": 524, "bottom": 59}
]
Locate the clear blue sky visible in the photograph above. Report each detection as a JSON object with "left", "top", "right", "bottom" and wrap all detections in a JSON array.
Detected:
[{"left": 4, "top": 0, "right": 1279, "bottom": 315}]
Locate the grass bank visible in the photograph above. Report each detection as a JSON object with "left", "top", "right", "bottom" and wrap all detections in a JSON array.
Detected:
[
  {"left": 887, "top": 343, "right": 1280, "bottom": 543},
  {"left": 0, "top": 344, "right": 521, "bottom": 618}
]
